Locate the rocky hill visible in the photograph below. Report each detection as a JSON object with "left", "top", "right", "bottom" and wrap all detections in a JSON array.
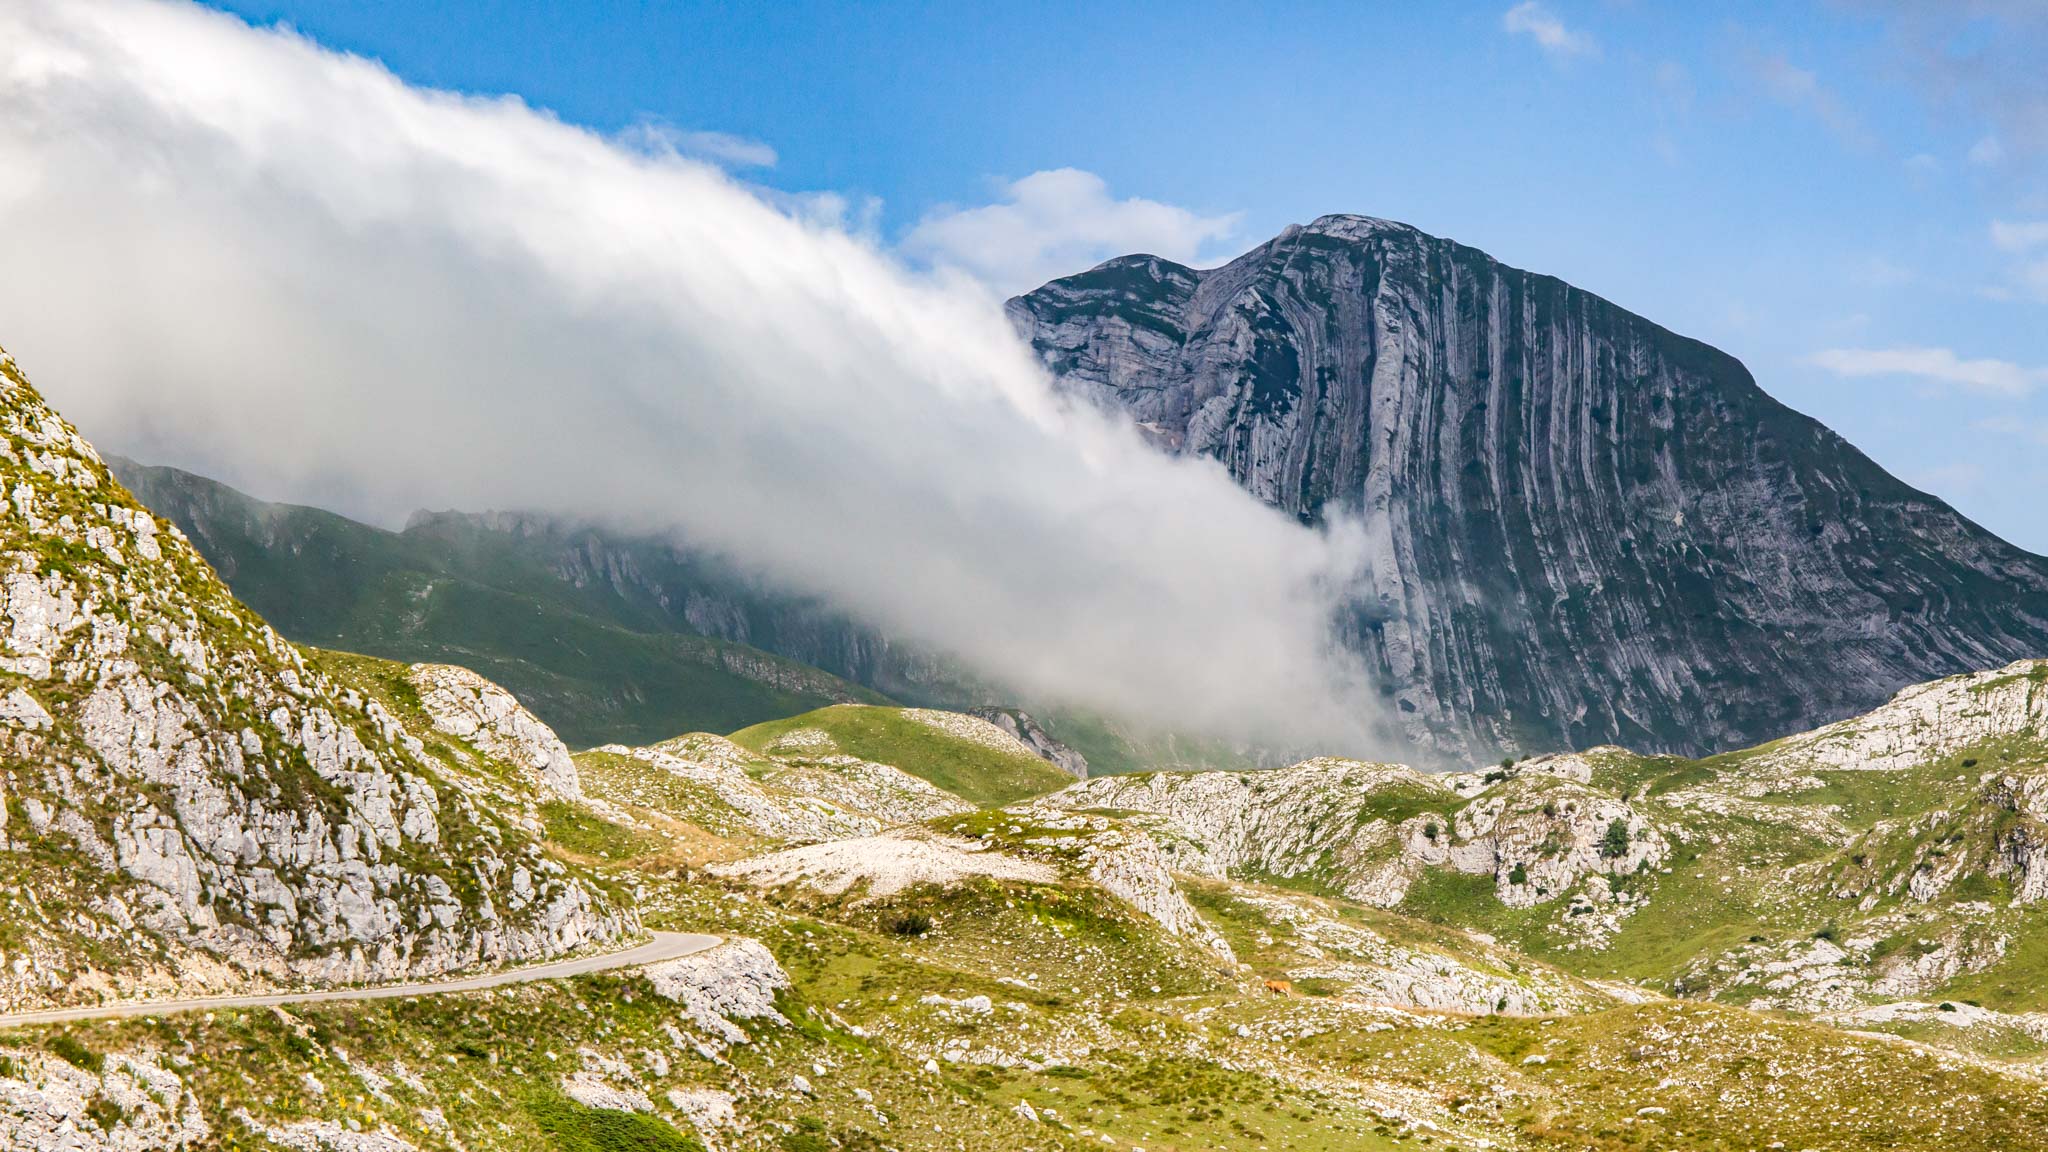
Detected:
[
  {"left": 1009, "top": 215, "right": 2048, "bottom": 760},
  {"left": 0, "top": 345, "right": 633, "bottom": 1013}
]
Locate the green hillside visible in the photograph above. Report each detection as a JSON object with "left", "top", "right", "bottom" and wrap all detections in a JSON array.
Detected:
[
  {"left": 111, "top": 458, "right": 887, "bottom": 746},
  {"left": 731, "top": 704, "right": 1076, "bottom": 806}
]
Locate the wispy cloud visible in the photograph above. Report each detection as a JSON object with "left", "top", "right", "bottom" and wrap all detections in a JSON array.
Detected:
[
  {"left": 1857, "top": 4, "right": 2048, "bottom": 168},
  {"left": 1502, "top": 3, "right": 1597, "bottom": 60},
  {"left": 618, "top": 121, "right": 778, "bottom": 168},
  {"left": 1743, "top": 48, "right": 1869, "bottom": 148},
  {"left": 902, "top": 168, "right": 1240, "bottom": 296},
  {"left": 1992, "top": 219, "right": 2048, "bottom": 251},
  {"left": 1810, "top": 346, "right": 2045, "bottom": 396}
]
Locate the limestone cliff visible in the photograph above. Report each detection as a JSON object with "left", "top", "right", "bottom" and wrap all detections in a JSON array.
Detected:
[{"left": 1010, "top": 214, "right": 2048, "bottom": 759}]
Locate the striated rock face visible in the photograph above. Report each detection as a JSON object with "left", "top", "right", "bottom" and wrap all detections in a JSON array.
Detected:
[
  {"left": 0, "top": 343, "right": 628, "bottom": 1010},
  {"left": 1009, "top": 215, "right": 2048, "bottom": 759}
]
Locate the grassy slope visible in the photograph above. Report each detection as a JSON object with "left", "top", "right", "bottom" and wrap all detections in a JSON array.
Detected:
[
  {"left": 111, "top": 458, "right": 886, "bottom": 747},
  {"left": 730, "top": 705, "right": 1074, "bottom": 807}
]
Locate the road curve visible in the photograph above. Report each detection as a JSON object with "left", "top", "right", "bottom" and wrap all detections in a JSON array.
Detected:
[{"left": 0, "top": 930, "right": 723, "bottom": 1028}]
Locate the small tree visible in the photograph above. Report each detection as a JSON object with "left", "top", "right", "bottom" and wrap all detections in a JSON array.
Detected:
[
  {"left": 1601, "top": 818, "right": 1631, "bottom": 859},
  {"left": 1508, "top": 862, "right": 1529, "bottom": 886}
]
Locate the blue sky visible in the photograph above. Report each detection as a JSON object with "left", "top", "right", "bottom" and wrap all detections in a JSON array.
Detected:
[{"left": 205, "top": 0, "right": 2048, "bottom": 549}]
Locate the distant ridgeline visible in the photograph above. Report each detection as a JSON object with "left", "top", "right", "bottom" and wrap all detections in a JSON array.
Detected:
[{"left": 110, "top": 458, "right": 1126, "bottom": 771}]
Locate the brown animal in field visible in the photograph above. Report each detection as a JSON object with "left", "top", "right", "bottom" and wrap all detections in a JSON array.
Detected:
[{"left": 1264, "top": 979, "right": 1293, "bottom": 996}]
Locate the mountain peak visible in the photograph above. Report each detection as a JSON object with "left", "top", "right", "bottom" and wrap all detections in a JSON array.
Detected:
[{"left": 1010, "top": 219, "right": 2048, "bottom": 761}]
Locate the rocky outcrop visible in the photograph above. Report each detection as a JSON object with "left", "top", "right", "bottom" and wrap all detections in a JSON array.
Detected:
[
  {"left": 410, "top": 662, "right": 581, "bottom": 797},
  {"left": 1010, "top": 215, "right": 2048, "bottom": 760},
  {"left": 1040, "top": 759, "right": 1446, "bottom": 905},
  {"left": 641, "top": 938, "right": 792, "bottom": 1046},
  {"left": 1039, "top": 758, "right": 1664, "bottom": 910},
  {"left": 0, "top": 1047, "right": 209, "bottom": 1151},
  {"left": 1227, "top": 889, "right": 1608, "bottom": 1015},
  {"left": 966, "top": 708, "right": 1088, "bottom": 778},
  {"left": 1743, "top": 660, "right": 2048, "bottom": 775},
  {"left": 0, "top": 342, "right": 628, "bottom": 1010}
]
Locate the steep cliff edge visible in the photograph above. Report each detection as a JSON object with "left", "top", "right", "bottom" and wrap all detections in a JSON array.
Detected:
[{"left": 1010, "top": 214, "right": 2048, "bottom": 758}]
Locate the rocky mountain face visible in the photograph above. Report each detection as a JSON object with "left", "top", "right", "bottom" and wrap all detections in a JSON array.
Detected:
[
  {"left": 0, "top": 344, "right": 629, "bottom": 1011},
  {"left": 1010, "top": 214, "right": 2048, "bottom": 759}
]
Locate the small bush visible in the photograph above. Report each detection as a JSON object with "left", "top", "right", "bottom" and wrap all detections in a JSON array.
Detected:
[
  {"left": 48, "top": 1034, "right": 100, "bottom": 1073},
  {"left": 889, "top": 913, "right": 933, "bottom": 937},
  {"left": 1423, "top": 822, "right": 1440, "bottom": 842},
  {"left": 86, "top": 1098, "right": 125, "bottom": 1134},
  {"left": 1508, "top": 863, "right": 1529, "bottom": 886},
  {"left": 1601, "top": 819, "right": 1631, "bottom": 859}
]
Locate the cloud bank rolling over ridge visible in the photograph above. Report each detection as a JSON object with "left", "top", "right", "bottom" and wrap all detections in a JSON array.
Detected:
[{"left": 0, "top": 0, "right": 1393, "bottom": 755}]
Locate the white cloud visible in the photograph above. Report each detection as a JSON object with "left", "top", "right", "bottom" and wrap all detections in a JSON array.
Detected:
[
  {"left": 900, "top": 169, "right": 1240, "bottom": 297},
  {"left": 620, "top": 123, "right": 778, "bottom": 169},
  {"left": 0, "top": 0, "right": 1393, "bottom": 756},
  {"left": 1810, "top": 346, "right": 2045, "bottom": 396},
  {"left": 1501, "top": 2, "right": 1596, "bottom": 59},
  {"left": 1992, "top": 219, "right": 2048, "bottom": 251}
]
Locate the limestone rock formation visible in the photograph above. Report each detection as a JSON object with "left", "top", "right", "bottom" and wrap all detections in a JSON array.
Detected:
[
  {"left": 1009, "top": 215, "right": 2048, "bottom": 760},
  {"left": 966, "top": 707, "right": 1089, "bottom": 778},
  {"left": 410, "top": 662, "right": 582, "bottom": 798},
  {"left": 0, "top": 343, "right": 628, "bottom": 1010}
]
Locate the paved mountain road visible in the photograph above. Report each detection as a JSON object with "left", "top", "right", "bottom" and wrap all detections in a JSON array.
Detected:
[{"left": 0, "top": 930, "right": 722, "bottom": 1028}]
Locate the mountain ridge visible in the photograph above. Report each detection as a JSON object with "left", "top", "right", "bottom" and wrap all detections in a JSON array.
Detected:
[{"left": 1009, "top": 212, "right": 2048, "bottom": 760}]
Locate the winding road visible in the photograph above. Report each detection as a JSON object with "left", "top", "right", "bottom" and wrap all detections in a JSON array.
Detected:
[{"left": 0, "top": 930, "right": 722, "bottom": 1028}]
